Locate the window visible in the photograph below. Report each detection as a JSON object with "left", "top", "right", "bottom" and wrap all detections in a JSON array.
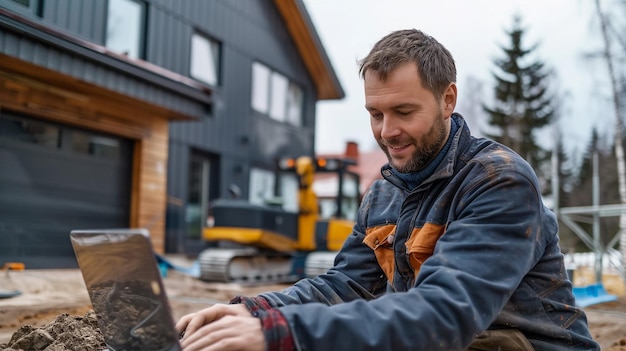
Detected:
[
  {"left": 249, "top": 167, "right": 299, "bottom": 213},
  {"left": 72, "top": 132, "right": 121, "bottom": 160},
  {"left": 251, "top": 62, "right": 303, "bottom": 126},
  {"left": 190, "top": 33, "right": 221, "bottom": 86},
  {"left": 251, "top": 63, "right": 270, "bottom": 113},
  {"left": 316, "top": 173, "right": 359, "bottom": 221},
  {"left": 186, "top": 155, "right": 214, "bottom": 240},
  {"left": 9, "top": 0, "right": 30, "bottom": 6},
  {"left": 339, "top": 173, "right": 360, "bottom": 221},
  {"left": 277, "top": 172, "right": 298, "bottom": 213},
  {"left": 269, "top": 72, "right": 288, "bottom": 122},
  {"left": 0, "top": 113, "right": 130, "bottom": 161},
  {"left": 286, "top": 83, "right": 303, "bottom": 127},
  {"left": 106, "top": 0, "right": 144, "bottom": 59},
  {"left": 249, "top": 167, "right": 275, "bottom": 206},
  {"left": 6, "top": 0, "right": 43, "bottom": 17},
  {"left": 0, "top": 114, "right": 60, "bottom": 149}
]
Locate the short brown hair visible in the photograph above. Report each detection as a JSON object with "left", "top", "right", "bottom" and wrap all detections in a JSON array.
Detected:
[{"left": 359, "top": 29, "right": 456, "bottom": 100}]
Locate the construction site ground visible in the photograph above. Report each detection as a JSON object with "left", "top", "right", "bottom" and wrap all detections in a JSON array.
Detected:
[{"left": 1, "top": 260, "right": 625, "bottom": 350}]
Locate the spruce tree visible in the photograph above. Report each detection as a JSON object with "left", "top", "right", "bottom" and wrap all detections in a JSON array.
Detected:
[
  {"left": 483, "top": 15, "right": 555, "bottom": 178},
  {"left": 576, "top": 128, "right": 601, "bottom": 189},
  {"left": 555, "top": 138, "right": 574, "bottom": 208},
  {"left": 552, "top": 135, "right": 580, "bottom": 252}
]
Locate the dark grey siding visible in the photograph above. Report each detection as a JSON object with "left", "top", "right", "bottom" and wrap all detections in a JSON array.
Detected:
[{"left": 41, "top": 0, "right": 107, "bottom": 43}]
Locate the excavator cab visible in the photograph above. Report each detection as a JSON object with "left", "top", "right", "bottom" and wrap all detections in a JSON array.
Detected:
[
  {"left": 277, "top": 156, "right": 360, "bottom": 251},
  {"left": 199, "top": 155, "right": 360, "bottom": 283}
]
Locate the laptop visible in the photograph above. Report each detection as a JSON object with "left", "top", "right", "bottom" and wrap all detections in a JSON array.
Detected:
[{"left": 70, "top": 228, "right": 182, "bottom": 351}]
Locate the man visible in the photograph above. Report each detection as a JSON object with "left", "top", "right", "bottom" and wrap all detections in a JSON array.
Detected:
[{"left": 176, "top": 29, "right": 599, "bottom": 351}]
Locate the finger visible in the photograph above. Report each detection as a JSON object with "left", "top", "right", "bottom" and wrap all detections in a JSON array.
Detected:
[
  {"left": 181, "top": 304, "right": 231, "bottom": 339},
  {"left": 181, "top": 316, "right": 264, "bottom": 351},
  {"left": 181, "top": 315, "right": 237, "bottom": 348},
  {"left": 185, "top": 336, "right": 250, "bottom": 351},
  {"left": 175, "top": 313, "right": 195, "bottom": 334},
  {"left": 182, "top": 314, "right": 208, "bottom": 338},
  {"left": 182, "top": 328, "right": 253, "bottom": 351}
]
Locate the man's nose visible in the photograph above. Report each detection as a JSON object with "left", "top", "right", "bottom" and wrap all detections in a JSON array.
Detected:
[{"left": 380, "top": 116, "right": 401, "bottom": 140}]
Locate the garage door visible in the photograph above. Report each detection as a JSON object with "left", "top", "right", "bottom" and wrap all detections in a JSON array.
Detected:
[{"left": 0, "top": 112, "right": 133, "bottom": 268}]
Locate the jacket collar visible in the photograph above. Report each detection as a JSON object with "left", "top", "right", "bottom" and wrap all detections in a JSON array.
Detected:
[{"left": 381, "top": 113, "right": 471, "bottom": 191}]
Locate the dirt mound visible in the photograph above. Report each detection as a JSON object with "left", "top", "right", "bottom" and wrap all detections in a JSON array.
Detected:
[{"left": 0, "top": 311, "right": 105, "bottom": 351}]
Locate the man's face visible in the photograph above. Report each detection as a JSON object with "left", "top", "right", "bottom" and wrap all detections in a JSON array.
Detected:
[{"left": 364, "top": 62, "right": 452, "bottom": 173}]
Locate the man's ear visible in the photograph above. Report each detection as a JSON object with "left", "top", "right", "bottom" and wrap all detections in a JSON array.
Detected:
[{"left": 442, "top": 83, "right": 457, "bottom": 118}]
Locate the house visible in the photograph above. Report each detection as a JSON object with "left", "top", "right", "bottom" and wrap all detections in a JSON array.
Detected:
[{"left": 0, "top": 0, "right": 343, "bottom": 267}]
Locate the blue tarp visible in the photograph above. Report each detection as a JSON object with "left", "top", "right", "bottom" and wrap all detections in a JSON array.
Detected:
[
  {"left": 154, "top": 254, "right": 201, "bottom": 278},
  {"left": 572, "top": 283, "right": 618, "bottom": 308},
  {"left": 0, "top": 290, "right": 21, "bottom": 299}
]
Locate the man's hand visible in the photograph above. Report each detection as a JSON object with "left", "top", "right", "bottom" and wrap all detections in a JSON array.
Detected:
[{"left": 175, "top": 304, "right": 266, "bottom": 351}]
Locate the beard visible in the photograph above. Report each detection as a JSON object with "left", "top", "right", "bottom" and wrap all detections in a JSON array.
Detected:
[{"left": 378, "top": 111, "right": 448, "bottom": 173}]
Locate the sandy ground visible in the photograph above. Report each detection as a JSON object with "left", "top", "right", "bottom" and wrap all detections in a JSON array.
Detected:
[
  {"left": 1, "top": 264, "right": 625, "bottom": 350},
  {"left": 0, "top": 266, "right": 289, "bottom": 347}
]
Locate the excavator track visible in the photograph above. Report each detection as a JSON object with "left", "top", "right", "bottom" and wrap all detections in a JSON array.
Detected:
[
  {"left": 198, "top": 248, "right": 299, "bottom": 284},
  {"left": 303, "top": 251, "right": 339, "bottom": 278}
]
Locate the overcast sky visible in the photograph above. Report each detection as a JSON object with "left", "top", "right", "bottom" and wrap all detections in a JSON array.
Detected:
[{"left": 303, "top": 0, "right": 615, "bottom": 162}]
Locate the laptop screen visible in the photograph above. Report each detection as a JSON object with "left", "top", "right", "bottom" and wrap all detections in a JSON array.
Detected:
[{"left": 70, "top": 229, "right": 181, "bottom": 351}]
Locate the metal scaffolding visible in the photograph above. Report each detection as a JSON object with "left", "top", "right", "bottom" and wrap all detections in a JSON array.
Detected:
[{"left": 555, "top": 152, "right": 626, "bottom": 284}]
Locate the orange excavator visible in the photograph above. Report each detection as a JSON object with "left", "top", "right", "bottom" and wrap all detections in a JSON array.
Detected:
[{"left": 197, "top": 155, "right": 360, "bottom": 283}]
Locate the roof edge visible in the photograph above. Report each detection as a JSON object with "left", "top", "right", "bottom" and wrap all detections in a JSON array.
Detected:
[{"left": 273, "top": 0, "right": 345, "bottom": 101}]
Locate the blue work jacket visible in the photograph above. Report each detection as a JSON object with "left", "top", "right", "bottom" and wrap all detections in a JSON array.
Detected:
[{"left": 260, "top": 114, "right": 599, "bottom": 350}]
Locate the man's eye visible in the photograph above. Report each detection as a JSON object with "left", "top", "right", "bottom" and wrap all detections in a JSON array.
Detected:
[
  {"left": 397, "top": 110, "right": 411, "bottom": 116},
  {"left": 371, "top": 113, "right": 383, "bottom": 119}
]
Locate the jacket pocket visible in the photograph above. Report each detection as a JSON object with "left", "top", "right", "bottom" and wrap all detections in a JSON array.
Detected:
[
  {"left": 405, "top": 223, "right": 446, "bottom": 278},
  {"left": 363, "top": 225, "right": 397, "bottom": 284}
]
